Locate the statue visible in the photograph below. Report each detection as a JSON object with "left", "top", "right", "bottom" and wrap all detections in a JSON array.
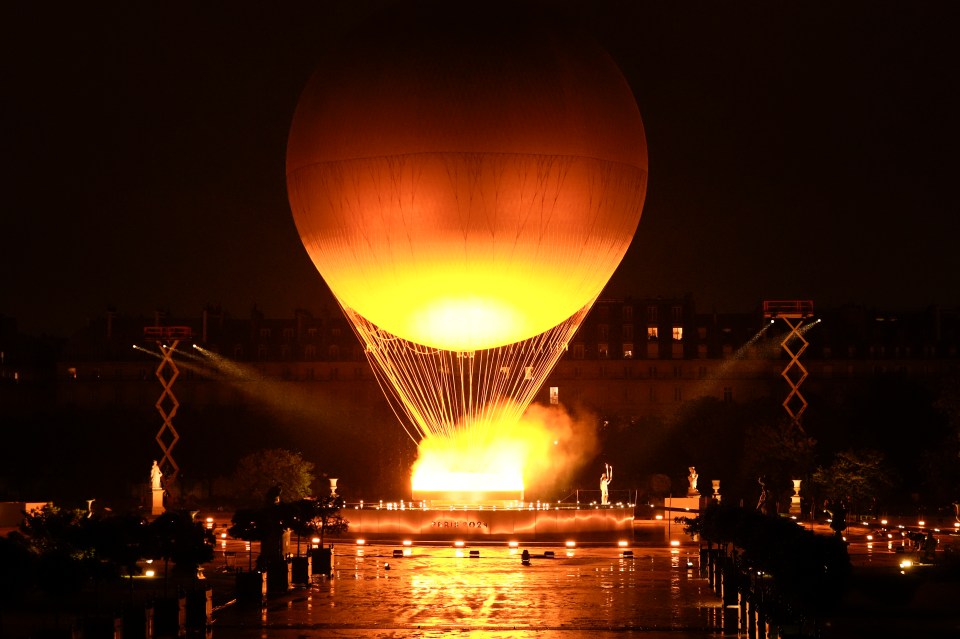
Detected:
[
  {"left": 687, "top": 466, "right": 699, "bottom": 495},
  {"left": 600, "top": 463, "right": 613, "bottom": 505},
  {"left": 150, "top": 460, "right": 163, "bottom": 491}
]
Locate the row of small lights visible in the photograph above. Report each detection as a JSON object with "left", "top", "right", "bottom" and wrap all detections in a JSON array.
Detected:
[
  {"left": 353, "top": 538, "right": 643, "bottom": 549},
  {"left": 357, "top": 500, "right": 634, "bottom": 511}
]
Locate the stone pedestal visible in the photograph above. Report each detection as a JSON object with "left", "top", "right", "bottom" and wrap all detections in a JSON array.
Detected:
[
  {"left": 790, "top": 479, "right": 802, "bottom": 515},
  {"left": 150, "top": 488, "right": 164, "bottom": 516}
]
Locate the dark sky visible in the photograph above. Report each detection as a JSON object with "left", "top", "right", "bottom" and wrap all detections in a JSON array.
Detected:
[{"left": 4, "top": 1, "right": 959, "bottom": 338}]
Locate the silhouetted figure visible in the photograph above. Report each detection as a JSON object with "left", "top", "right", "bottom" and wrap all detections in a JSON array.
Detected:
[
  {"left": 521, "top": 549, "right": 531, "bottom": 566},
  {"left": 921, "top": 531, "right": 938, "bottom": 561},
  {"left": 827, "top": 500, "right": 847, "bottom": 537},
  {"left": 756, "top": 477, "right": 772, "bottom": 516},
  {"left": 266, "top": 483, "right": 282, "bottom": 505}
]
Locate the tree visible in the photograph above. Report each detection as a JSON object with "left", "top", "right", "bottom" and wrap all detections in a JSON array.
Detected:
[
  {"left": 231, "top": 448, "right": 315, "bottom": 506},
  {"left": 811, "top": 449, "right": 895, "bottom": 517},
  {"left": 144, "top": 511, "right": 214, "bottom": 587}
]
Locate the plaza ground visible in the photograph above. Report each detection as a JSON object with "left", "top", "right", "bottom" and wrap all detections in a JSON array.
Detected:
[{"left": 206, "top": 522, "right": 959, "bottom": 638}]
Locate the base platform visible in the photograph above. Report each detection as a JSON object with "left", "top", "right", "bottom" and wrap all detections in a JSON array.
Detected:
[{"left": 343, "top": 506, "right": 634, "bottom": 542}]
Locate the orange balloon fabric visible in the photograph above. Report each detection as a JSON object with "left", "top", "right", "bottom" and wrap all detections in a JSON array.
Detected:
[{"left": 288, "top": 6, "right": 647, "bottom": 351}]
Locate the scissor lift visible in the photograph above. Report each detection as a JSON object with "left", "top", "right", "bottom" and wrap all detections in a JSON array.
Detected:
[
  {"left": 143, "top": 325, "right": 193, "bottom": 486},
  {"left": 762, "top": 301, "right": 814, "bottom": 427}
]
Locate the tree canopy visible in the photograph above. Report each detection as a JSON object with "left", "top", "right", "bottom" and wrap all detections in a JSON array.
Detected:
[{"left": 231, "top": 448, "right": 316, "bottom": 506}]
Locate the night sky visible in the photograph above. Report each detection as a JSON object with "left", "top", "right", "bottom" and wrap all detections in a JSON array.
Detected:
[{"left": 5, "top": 1, "right": 959, "bottom": 339}]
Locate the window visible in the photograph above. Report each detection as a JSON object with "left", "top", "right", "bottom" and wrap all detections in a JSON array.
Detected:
[
  {"left": 673, "top": 366, "right": 682, "bottom": 378},
  {"left": 331, "top": 326, "right": 342, "bottom": 337},
  {"left": 697, "top": 344, "right": 707, "bottom": 359},
  {"left": 257, "top": 345, "right": 268, "bottom": 359},
  {"left": 549, "top": 387, "right": 559, "bottom": 404},
  {"left": 647, "top": 326, "right": 658, "bottom": 340},
  {"left": 648, "top": 365, "right": 657, "bottom": 378},
  {"left": 623, "top": 305, "right": 633, "bottom": 320},
  {"left": 671, "top": 305, "right": 683, "bottom": 323},
  {"left": 598, "top": 324, "right": 609, "bottom": 340},
  {"left": 723, "top": 387, "right": 733, "bottom": 402},
  {"left": 307, "top": 328, "right": 318, "bottom": 338},
  {"left": 305, "top": 345, "right": 317, "bottom": 359},
  {"left": 573, "top": 344, "right": 585, "bottom": 359},
  {"left": 697, "top": 326, "right": 707, "bottom": 339},
  {"left": 280, "top": 345, "right": 291, "bottom": 359},
  {"left": 623, "top": 324, "right": 634, "bottom": 340},
  {"left": 282, "top": 327, "right": 294, "bottom": 339},
  {"left": 598, "top": 343, "right": 609, "bottom": 359},
  {"left": 524, "top": 366, "right": 533, "bottom": 381},
  {"left": 647, "top": 305, "right": 658, "bottom": 322},
  {"left": 623, "top": 343, "right": 633, "bottom": 359},
  {"left": 672, "top": 327, "right": 683, "bottom": 341},
  {"left": 328, "top": 344, "right": 340, "bottom": 360},
  {"left": 259, "top": 328, "right": 272, "bottom": 338}
]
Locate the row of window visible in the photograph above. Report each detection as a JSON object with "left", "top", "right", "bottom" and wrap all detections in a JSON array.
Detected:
[
  {"left": 550, "top": 384, "right": 733, "bottom": 403},
  {"left": 594, "top": 304, "right": 685, "bottom": 323}
]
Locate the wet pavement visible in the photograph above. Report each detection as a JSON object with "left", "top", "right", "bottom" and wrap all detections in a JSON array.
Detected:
[{"left": 213, "top": 544, "right": 725, "bottom": 638}]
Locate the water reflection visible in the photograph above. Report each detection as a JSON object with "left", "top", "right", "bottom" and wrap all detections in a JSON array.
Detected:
[{"left": 223, "top": 545, "right": 719, "bottom": 637}]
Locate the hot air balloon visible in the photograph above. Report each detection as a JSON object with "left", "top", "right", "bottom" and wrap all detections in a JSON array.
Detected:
[{"left": 287, "top": 4, "right": 647, "bottom": 496}]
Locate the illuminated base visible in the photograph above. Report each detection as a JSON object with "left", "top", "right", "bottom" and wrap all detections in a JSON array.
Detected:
[{"left": 343, "top": 506, "right": 633, "bottom": 541}]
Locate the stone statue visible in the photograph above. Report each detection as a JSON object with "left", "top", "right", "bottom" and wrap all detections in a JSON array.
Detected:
[
  {"left": 687, "top": 466, "right": 699, "bottom": 495},
  {"left": 150, "top": 460, "right": 163, "bottom": 491}
]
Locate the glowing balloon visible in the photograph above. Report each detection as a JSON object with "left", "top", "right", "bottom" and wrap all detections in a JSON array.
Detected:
[{"left": 287, "top": 6, "right": 647, "bottom": 353}]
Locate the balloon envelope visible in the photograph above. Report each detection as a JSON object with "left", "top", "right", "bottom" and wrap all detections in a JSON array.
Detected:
[{"left": 287, "top": 6, "right": 647, "bottom": 351}]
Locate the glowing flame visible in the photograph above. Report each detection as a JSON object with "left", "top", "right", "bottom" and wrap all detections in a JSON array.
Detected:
[
  {"left": 412, "top": 430, "right": 526, "bottom": 495},
  {"left": 411, "top": 403, "right": 598, "bottom": 498}
]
